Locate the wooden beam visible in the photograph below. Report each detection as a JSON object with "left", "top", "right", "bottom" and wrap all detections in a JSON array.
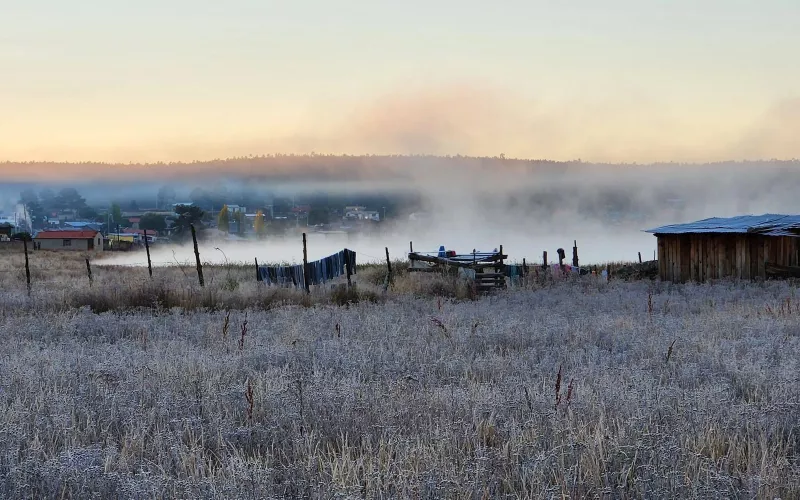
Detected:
[{"left": 407, "top": 252, "right": 505, "bottom": 269}]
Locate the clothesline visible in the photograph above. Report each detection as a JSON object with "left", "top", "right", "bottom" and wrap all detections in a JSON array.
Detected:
[{"left": 258, "top": 248, "right": 356, "bottom": 288}]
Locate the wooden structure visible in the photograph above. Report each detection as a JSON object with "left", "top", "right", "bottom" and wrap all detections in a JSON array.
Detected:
[
  {"left": 408, "top": 248, "right": 508, "bottom": 292},
  {"left": 646, "top": 214, "right": 800, "bottom": 283}
]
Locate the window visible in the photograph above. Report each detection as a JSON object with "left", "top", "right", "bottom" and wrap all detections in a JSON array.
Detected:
[{"left": 62, "top": 239, "right": 71, "bottom": 247}]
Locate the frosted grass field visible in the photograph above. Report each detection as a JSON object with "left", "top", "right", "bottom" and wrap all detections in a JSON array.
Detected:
[{"left": 0, "top": 250, "right": 799, "bottom": 498}]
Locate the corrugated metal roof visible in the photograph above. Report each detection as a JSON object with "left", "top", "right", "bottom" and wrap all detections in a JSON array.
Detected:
[
  {"left": 645, "top": 214, "right": 800, "bottom": 237},
  {"left": 64, "top": 221, "right": 98, "bottom": 227}
]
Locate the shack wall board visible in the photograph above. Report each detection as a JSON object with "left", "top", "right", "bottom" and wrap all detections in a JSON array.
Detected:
[{"left": 655, "top": 233, "right": 800, "bottom": 283}]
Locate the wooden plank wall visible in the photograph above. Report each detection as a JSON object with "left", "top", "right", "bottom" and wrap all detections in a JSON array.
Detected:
[{"left": 656, "top": 234, "right": 800, "bottom": 283}]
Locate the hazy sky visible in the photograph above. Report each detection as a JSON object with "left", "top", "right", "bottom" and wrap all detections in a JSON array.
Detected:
[{"left": 2, "top": 0, "right": 799, "bottom": 163}]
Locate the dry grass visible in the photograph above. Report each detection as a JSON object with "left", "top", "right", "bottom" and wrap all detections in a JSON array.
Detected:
[{"left": 0, "top": 250, "right": 799, "bottom": 498}]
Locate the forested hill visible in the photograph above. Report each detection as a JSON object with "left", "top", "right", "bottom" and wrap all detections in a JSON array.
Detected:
[{"left": 3, "top": 155, "right": 797, "bottom": 184}]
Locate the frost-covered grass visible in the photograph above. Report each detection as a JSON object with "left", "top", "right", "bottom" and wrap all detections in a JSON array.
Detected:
[{"left": 1, "top": 251, "right": 800, "bottom": 498}]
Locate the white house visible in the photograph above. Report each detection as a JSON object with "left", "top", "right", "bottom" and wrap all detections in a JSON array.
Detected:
[{"left": 344, "top": 208, "right": 380, "bottom": 221}]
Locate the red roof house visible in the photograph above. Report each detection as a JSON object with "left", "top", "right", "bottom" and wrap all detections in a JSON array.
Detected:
[{"left": 34, "top": 230, "right": 103, "bottom": 251}]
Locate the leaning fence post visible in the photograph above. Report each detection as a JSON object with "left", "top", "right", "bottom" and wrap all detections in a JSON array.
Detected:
[
  {"left": 143, "top": 229, "right": 153, "bottom": 278},
  {"left": 85, "top": 257, "right": 93, "bottom": 286},
  {"left": 23, "top": 238, "right": 31, "bottom": 296},
  {"left": 302, "top": 232, "right": 310, "bottom": 294},
  {"left": 345, "top": 249, "right": 353, "bottom": 288},
  {"left": 638, "top": 252, "right": 643, "bottom": 264},
  {"left": 191, "top": 224, "right": 204, "bottom": 287},
  {"left": 572, "top": 240, "right": 579, "bottom": 268},
  {"left": 385, "top": 247, "right": 393, "bottom": 286}
]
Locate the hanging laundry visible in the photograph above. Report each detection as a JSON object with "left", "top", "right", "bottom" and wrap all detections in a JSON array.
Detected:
[{"left": 259, "top": 248, "right": 356, "bottom": 287}]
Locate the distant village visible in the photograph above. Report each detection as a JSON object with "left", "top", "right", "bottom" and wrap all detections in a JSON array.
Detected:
[{"left": 0, "top": 186, "right": 404, "bottom": 251}]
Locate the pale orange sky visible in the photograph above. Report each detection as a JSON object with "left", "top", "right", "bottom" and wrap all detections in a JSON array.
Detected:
[{"left": 2, "top": 0, "right": 799, "bottom": 164}]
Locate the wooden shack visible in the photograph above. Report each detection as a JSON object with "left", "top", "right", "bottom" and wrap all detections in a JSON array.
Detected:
[{"left": 646, "top": 214, "right": 800, "bottom": 283}]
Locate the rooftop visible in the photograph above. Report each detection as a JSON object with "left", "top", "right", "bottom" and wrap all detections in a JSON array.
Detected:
[
  {"left": 35, "top": 230, "right": 99, "bottom": 240},
  {"left": 645, "top": 214, "right": 800, "bottom": 237},
  {"left": 64, "top": 221, "right": 101, "bottom": 227}
]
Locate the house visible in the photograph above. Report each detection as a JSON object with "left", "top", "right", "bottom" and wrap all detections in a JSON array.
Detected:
[
  {"left": 0, "top": 223, "right": 13, "bottom": 238},
  {"left": 344, "top": 209, "right": 380, "bottom": 221},
  {"left": 343, "top": 206, "right": 380, "bottom": 221},
  {"left": 645, "top": 214, "right": 800, "bottom": 283},
  {"left": 127, "top": 217, "right": 141, "bottom": 229},
  {"left": 34, "top": 230, "right": 104, "bottom": 251}
]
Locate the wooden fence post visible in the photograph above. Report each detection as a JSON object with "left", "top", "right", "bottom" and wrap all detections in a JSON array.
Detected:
[
  {"left": 143, "top": 229, "right": 153, "bottom": 278},
  {"left": 522, "top": 258, "right": 527, "bottom": 276},
  {"left": 85, "top": 258, "right": 93, "bottom": 286},
  {"left": 191, "top": 224, "right": 204, "bottom": 287},
  {"left": 572, "top": 240, "right": 579, "bottom": 268},
  {"left": 638, "top": 252, "right": 642, "bottom": 264},
  {"left": 409, "top": 241, "right": 413, "bottom": 254},
  {"left": 385, "top": 247, "right": 393, "bottom": 285},
  {"left": 543, "top": 250, "right": 548, "bottom": 268},
  {"left": 345, "top": 249, "right": 353, "bottom": 287},
  {"left": 302, "top": 232, "right": 310, "bottom": 294},
  {"left": 23, "top": 238, "right": 31, "bottom": 296},
  {"left": 255, "top": 257, "right": 261, "bottom": 282}
]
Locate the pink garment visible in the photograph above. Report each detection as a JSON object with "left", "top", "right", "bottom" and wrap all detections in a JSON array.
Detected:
[{"left": 551, "top": 263, "right": 572, "bottom": 277}]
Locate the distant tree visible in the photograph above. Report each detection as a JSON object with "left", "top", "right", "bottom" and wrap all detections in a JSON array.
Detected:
[
  {"left": 19, "top": 189, "right": 38, "bottom": 205},
  {"left": 217, "top": 205, "right": 230, "bottom": 233},
  {"left": 39, "top": 188, "right": 55, "bottom": 210},
  {"left": 272, "top": 197, "right": 291, "bottom": 215},
  {"left": 24, "top": 200, "right": 45, "bottom": 224},
  {"left": 53, "top": 188, "right": 87, "bottom": 210},
  {"left": 210, "top": 185, "right": 229, "bottom": 209},
  {"left": 234, "top": 211, "right": 245, "bottom": 235},
  {"left": 189, "top": 188, "right": 213, "bottom": 209},
  {"left": 172, "top": 205, "right": 205, "bottom": 238},
  {"left": 139, "top": 213, "right": 167, "bottom": 233},
  {"left": 78, "top": 206, "right": 99, "bottom": 220},
  {"left": 157, "top": 185, "right": 176, "bottom": 209},
  {"left": 110, "top": 203, "right": 123, "bottom": 225},
  {"left": 254, "top": 210, "right": 266, "bottom": 238},
  {"left": 308, "top": 206, "right": 330, "bottom": 226}
]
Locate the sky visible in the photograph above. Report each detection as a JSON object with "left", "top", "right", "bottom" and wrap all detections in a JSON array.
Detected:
[{"left": 2, "top": 0, "right": 799, "bottom": 164}]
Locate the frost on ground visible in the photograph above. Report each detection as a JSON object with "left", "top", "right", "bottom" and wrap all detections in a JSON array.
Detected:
[{"left": 0, "top": 259, "right": 799, "bottom": 497}]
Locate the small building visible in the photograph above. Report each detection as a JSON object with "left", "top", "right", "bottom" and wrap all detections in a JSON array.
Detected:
[
  {"left": 344, "top": 208, "right": 380, "bottom": 221},
  {"left": 0, "top": 223, "right": 13, "bottom": 238},
  {"left": 34, "top": 230, "right": 104, "bottom": 251},
  {"left": 645, "top": 214, "right": 800, "bottom": 283}
]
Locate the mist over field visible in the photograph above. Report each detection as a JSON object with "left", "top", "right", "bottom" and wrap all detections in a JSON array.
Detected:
[
  {"left": 4, "top": 156, "right": 799, "bottom": 265},
  {"left": 98, "top": 222, "right": 655, "bottom": 267}
]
